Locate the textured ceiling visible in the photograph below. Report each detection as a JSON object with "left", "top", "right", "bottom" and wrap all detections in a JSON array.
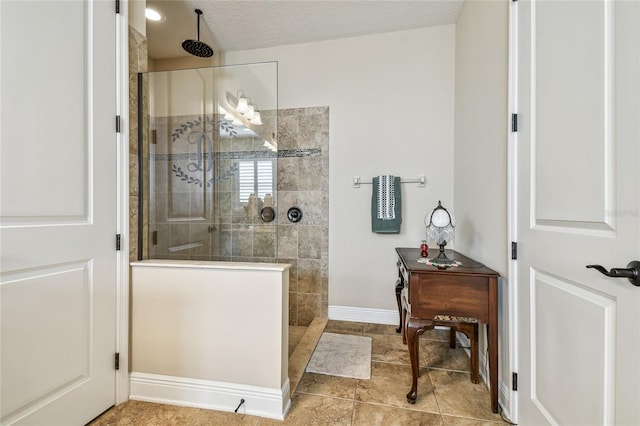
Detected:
[{"left": 146, "top": 0, "right": 464, "bottom": 59}]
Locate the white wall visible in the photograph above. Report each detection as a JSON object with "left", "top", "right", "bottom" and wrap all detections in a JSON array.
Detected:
[
  {"left": 148, "top": 63, "right": 277, "bottom": 119},
  {"left": 452, "top": 0, "right": 510, "bottom": 411},
  {"left": 221, "top": 26, "right": 456, "bottom": 312}
]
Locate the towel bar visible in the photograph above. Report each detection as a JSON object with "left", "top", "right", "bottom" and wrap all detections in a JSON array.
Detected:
[{"left": 353, "top": 175, "right": 426, "bottom": 188}]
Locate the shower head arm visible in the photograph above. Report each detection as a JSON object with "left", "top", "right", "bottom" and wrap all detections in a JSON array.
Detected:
[{"left": 195, "top": 9, "right": 202, "bottom": 41}]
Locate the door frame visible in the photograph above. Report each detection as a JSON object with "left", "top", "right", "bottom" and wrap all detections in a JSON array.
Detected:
[
  {"left": 507, "top": 0, "right": 519, "bottom": 423},
  {"left": 115, "top": 0, "right": 130, "bottom": 405}
]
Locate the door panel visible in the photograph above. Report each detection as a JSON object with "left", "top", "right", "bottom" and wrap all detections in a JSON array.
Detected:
[
  {"left": 1, "top": 262, "right": 92, "bottom": 417},
  {"left": 0, "top": 1, "right": 117, "bottom": 424},
  {"left": 534, "top": 1, "right": 609, "bottom": 225},
  {"left": 530, "top": 270, "right": 615, "bottom": 425},
  {"left": 516, "top": 0, "right": 639, "bottom": 424},
  {"left": 1, "top": 1, "right": 89, "bottom": 222}
]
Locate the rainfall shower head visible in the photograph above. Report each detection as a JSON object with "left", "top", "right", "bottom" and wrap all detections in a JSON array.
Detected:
[{"left": 182, "top": 9, "right": 214, "bottom": 58}]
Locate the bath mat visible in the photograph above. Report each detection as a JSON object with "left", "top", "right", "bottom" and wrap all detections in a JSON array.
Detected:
[{"left": 305, "top": 332, "right": 372, "bottom": 379}]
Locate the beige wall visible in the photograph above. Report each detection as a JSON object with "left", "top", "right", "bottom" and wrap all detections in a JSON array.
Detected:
[
  {"left": 221, "top": 26, "right": 456, "bottom": 312},
  {"left": 454, "top": 0, "right": 509, "bottom": 274},
  {"left": 453, "top": 0, "right": 510, "bottom": 405},
  {"left": 128, "top": 0, "right": 146, "bottom": 37}
]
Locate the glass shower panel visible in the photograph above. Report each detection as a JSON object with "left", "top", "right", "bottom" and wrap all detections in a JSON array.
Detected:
[{"left": 144, "top": 63, "right": 278, "bottom": 262}]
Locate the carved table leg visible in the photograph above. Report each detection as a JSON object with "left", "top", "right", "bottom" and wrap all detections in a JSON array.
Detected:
[
  {"left": 395, "top": 279, "right": 403, "bottom": 333},
  {"left": 405, "top": 319, "right": 433, "bottom": 404},
  {"left": 406, "top": 322, "right": 420, "bottom": 404}
]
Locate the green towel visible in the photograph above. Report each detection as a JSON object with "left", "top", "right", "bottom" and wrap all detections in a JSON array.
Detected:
[{"left": 371, "top": 176, "right": 402, "bottom": 233}]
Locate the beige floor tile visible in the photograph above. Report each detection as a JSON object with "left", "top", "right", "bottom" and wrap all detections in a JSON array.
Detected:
[
  {"left": 296, "top": 372, "right": 358, "bottom": 399},
  {"left": 368, "top": 333, "right": 410, "bottom": 365},
  {"left": 89, "top": 400, "right": 151, "bottom": 425},
  {"left": 421, "top": 328, "right": 453, "bottom": 342},
  {"left": 352, "top": 402, "right": 444, "bottom": 425},
  {"left": 93, "top": 321, "right": 502, "bottom": 426},
  {"left": 90, "top": 400, "right": 260, "bottom": 426},
  {"left": 421, "top": 340, "right": 472, "bottom": 373},
  {"left": 429, "top": 370, "right": 502, "bottom": 422},
  {"left": 442, "top": 415, "right": 507, "bottom": 425},
  {"left": 363, "top": 323, "right": 400, "bottom": 335},
  {"left": 258, "top": 394, "right": 353, "bottom": 426},
  {"left": 356, "top": 362, "right": 439, "bottom": 413},
  {"left": 175, "top": 406, "right": 260, "bottom": 426},
  {"left": 324, "top": 319, "right": 365, "bottom": 335}
]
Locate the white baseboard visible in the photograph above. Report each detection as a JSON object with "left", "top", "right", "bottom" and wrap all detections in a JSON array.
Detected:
[
  {"left": 328, "top": 305, "right": 399, "bottom": 325},
  {"left": 129, "top": 372, "right": 290, "bottom": 420},
  {"left": 499, "top": 379, "right": 513, "bottom": 421},
  {"left": 328, "top": 305, "right": 466, "bottom": 330}
]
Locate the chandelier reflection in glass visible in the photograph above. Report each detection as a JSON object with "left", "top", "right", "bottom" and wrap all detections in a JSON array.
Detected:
[
  {"left": 233, "top": 90, "right": 262, "bottom": 125},
  {"left": 425, "top": 200, "right": 456, "bottom": 264}
]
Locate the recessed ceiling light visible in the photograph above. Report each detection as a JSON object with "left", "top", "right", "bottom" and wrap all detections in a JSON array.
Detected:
[{"left": 145, "top": 8, "right": 163, "bottom": 22}]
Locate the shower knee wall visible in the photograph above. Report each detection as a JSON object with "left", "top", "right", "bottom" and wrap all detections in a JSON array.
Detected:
[{"left": 129, "top": 260, "right": 291, "bottom": 419}]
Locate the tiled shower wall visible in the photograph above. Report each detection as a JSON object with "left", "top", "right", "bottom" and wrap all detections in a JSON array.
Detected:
[
  {"left": 277, "top": 107, "right": 329, "bottom": 326},
  {"left": 129, "top": 27, "right": 148, "bottom": 262}
]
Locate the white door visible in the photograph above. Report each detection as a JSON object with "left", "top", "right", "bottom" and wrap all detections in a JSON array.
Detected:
[
  {"left": 0, "top": 1, "right": 118, "bottom": 424},
  {"left": 515, "top": 0, "right": 640, "bottom": 424}
]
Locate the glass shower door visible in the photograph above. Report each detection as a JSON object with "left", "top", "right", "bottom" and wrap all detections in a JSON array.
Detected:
[{"left": 143, "top": 62, "right": 278, "bottom": 262}]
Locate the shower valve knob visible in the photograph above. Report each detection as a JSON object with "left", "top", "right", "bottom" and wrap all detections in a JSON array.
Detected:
[{"left": 287, "top": 207, "right": 303, "bottom": 223}]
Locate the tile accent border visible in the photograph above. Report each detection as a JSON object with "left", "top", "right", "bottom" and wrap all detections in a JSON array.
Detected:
[{"left": 150, "top": 148, "right": 321, "bottom": 162}]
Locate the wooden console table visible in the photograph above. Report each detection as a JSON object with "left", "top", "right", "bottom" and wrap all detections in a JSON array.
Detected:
[{"left": 395, "top": 247, "right": 500, "bottom": 413}]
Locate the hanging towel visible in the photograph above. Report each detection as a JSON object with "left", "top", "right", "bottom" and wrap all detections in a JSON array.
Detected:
[
  {"left": 377, "top": 175, "right": 396, "bottom": 220},
  {"left": 371, "top": 176, "right": 402, "bottom": 233}
]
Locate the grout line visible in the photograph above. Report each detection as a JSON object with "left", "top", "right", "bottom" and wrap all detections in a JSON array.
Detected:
[
  {"left": 427, "top": 367, "right": 444, "bottom": 420},
  {"left": 441, "top": 413, "right": 508, "bottom": 425},
  {"left": 352, "top": 400, "right": 441, "bottom": 416},
  {"left": 293, "top": 391, "right": 356, "bottom": 402}
]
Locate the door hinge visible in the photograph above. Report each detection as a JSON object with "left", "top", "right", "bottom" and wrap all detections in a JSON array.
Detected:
[
  {"left": 116, "top": 234, "right": 121, "bottom": 251},
  {"left": 511, "top": 242, "right": 518, "bottom": 260},
  {"left": 116, "top": 115, "right": 121, "bottom": 133},
  {"left": 511, "top": 113, "right": 518, "bottom": 132},
  {"left": 512, "top": 372, "right": 518, "bottom": 391},
  {"left": 115, "top": 352, "right": 120, "bottom": 370},
  {"left": 115, "top": 0, "right": 120, "bottom": 14}
]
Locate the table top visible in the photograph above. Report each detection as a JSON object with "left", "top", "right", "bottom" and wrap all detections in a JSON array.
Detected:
[{"left": 396, "top": 247, "right": 500, "bottom": 277}]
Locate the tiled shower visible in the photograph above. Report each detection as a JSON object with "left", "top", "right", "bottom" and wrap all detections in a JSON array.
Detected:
[
  {"left": 129, "top": 29, "right": 328, "bottom": 326},
  {"left": 147, "top": 109, "right": 280, "bottom": 263}
]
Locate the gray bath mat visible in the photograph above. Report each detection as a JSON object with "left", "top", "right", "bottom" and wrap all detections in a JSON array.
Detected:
[{"left": 305, "top": 332, "right": 372, "bottom": 379}]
